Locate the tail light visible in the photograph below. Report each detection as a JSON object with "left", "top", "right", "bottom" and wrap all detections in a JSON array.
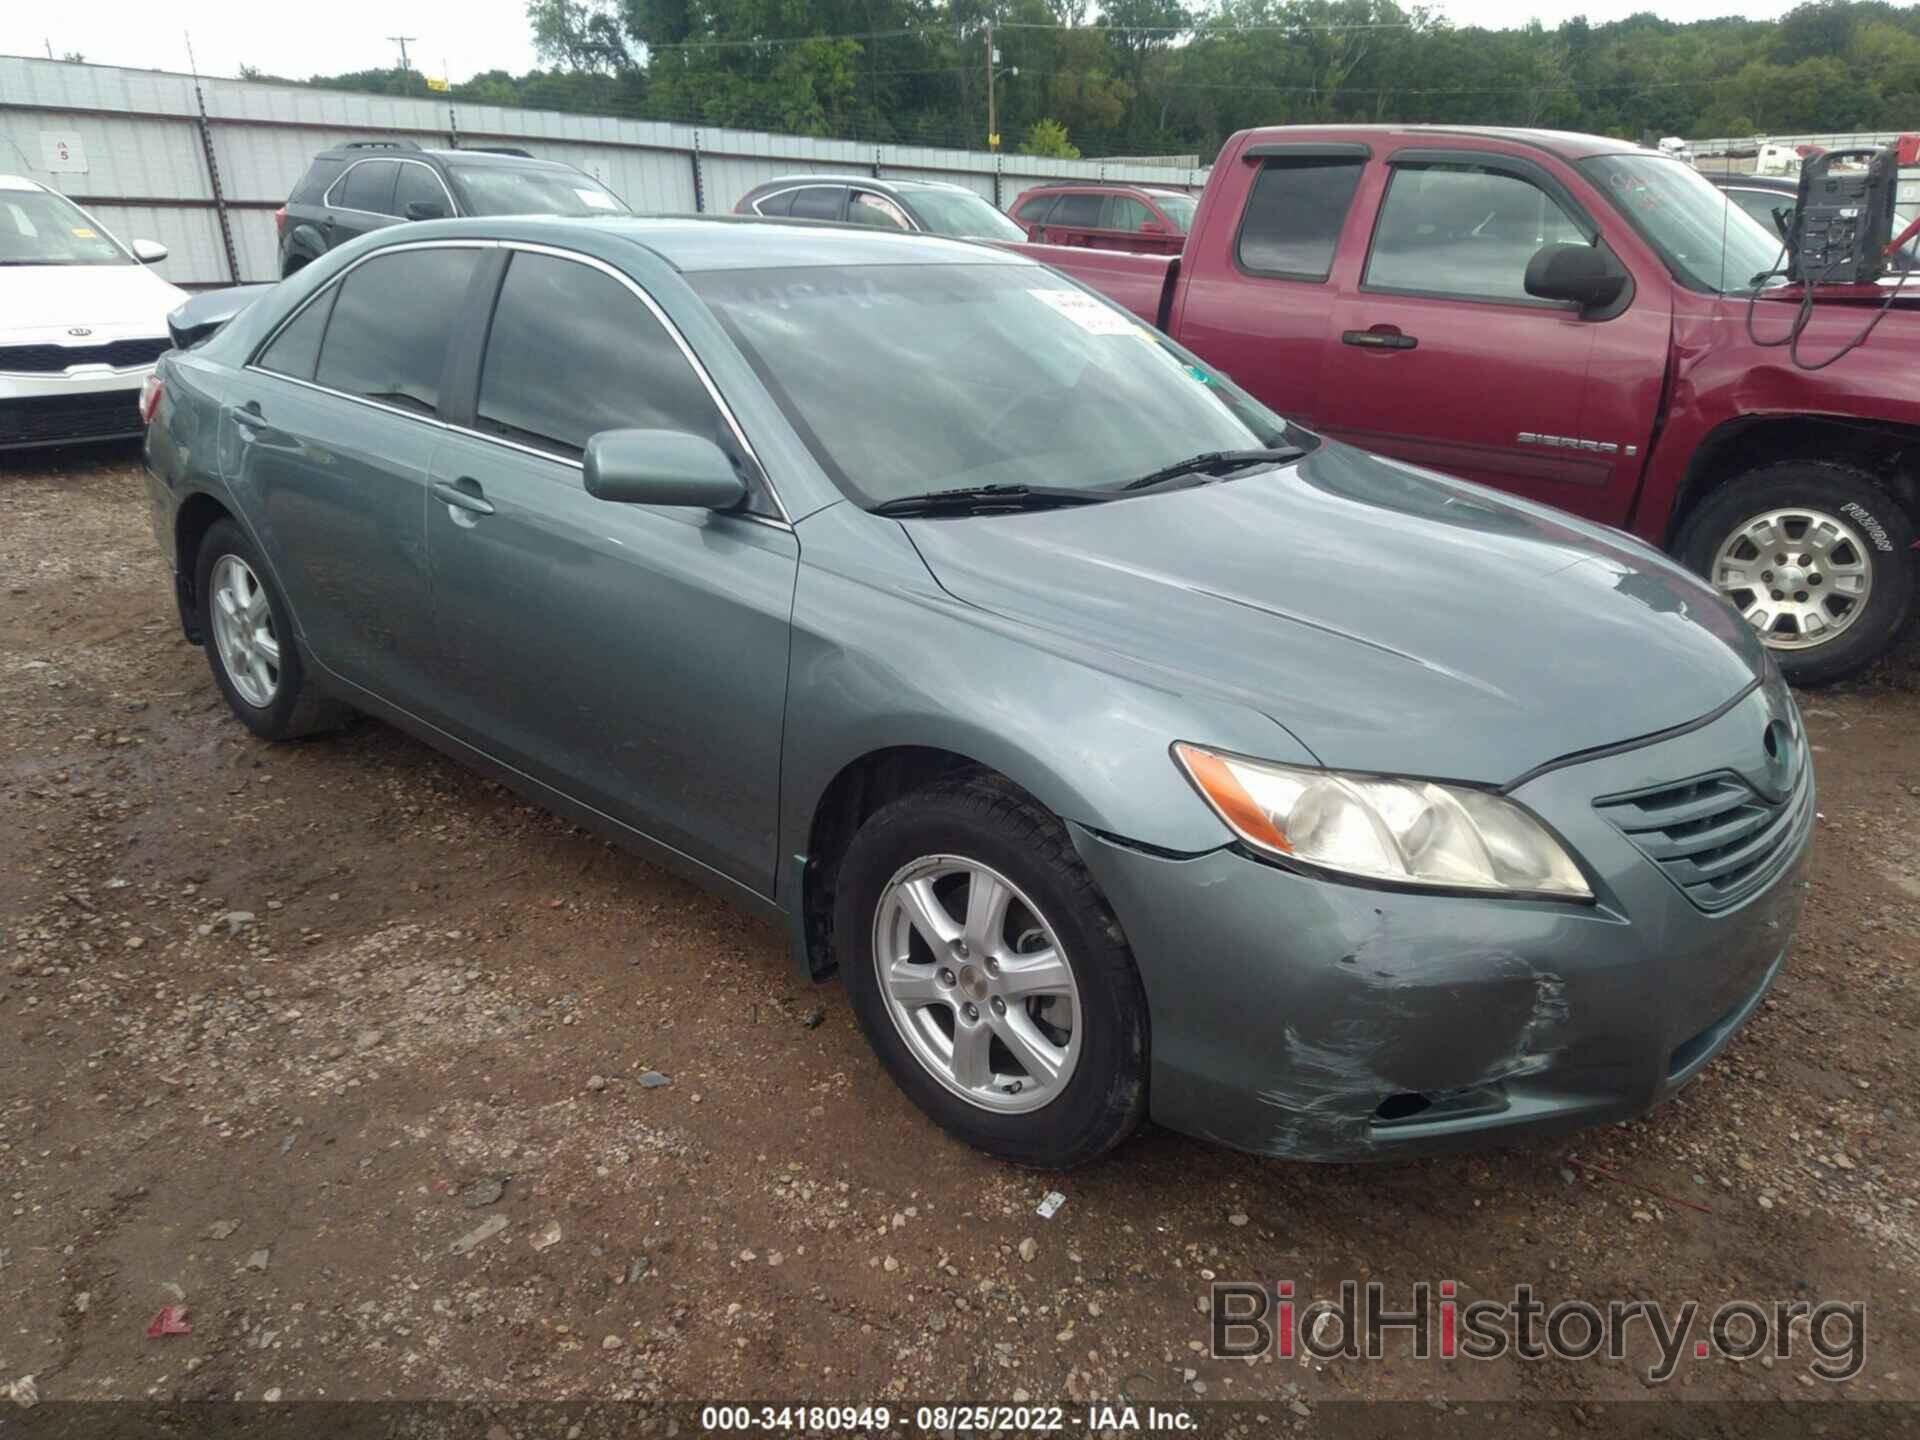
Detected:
[
  {"left": 139, "top": 373, "right": 164, "bottom": 425},
  {"left": 273, "top": 205, "right": 287, "bottom": 237}
]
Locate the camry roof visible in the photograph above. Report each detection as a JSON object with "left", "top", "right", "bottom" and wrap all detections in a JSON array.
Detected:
[{"left": 402, "top": 213, "right": 1034, "bottom": 271}]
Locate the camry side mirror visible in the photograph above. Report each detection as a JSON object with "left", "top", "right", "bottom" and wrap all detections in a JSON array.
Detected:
[
  {"left": 405, "top": 200, "right": 449, "bottom": 221},
  {"left": 1524, "top": 243, "right": 1629, "bottom": 313},
  {"left": 131, "top": 238, "right": 169, "bottom": 264},
  {"left": 583, "top": 429, "right": 747, "bottom": 510}
]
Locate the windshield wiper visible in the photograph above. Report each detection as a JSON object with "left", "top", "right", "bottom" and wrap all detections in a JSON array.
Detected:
[
  {"left": 1119, "top": 446, "right": 1307, "bottom": 492},
  {"left": 869, "top": 483, "right": 1118, "bottom": 517}
]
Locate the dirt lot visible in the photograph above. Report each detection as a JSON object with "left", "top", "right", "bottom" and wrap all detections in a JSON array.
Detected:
[{"left": 1, "top": 450, "right": 1916, "bottom": 1418}]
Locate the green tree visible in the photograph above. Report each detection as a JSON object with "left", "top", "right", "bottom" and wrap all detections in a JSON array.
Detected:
[{"left": 1020, "top": 116, "right": 1081, "bottom": 156}]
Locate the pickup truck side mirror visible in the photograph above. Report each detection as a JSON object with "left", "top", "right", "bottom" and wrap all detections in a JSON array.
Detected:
[
  {"left": 1524, "top": 243, "right": 1629, "bottom": 314},
  {"left": 405, "top": 200, "right": 450, "bottom": 221},
  {"left": 583, "top": 429, "right": 748, "bottom": 510}
]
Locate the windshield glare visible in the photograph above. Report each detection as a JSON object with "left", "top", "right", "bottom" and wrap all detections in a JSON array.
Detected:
[
  {"left": 449, "top": 166, "right": 629, "bottom": 217},
  {"left": 0, "top": 189, "right": 129, "bottom": 266},
  {"left": 692, "top": 263, "right": 1284, "bottom": 506},
  {"left": 1581, "top": 154, "right": 1784, "bottom": 293},
  {"left": 902, "top": 189, "right": 1027, "bottom": 241},
  {"left": 1157, "top": 194, "right": 1197, "bottom": 231}
]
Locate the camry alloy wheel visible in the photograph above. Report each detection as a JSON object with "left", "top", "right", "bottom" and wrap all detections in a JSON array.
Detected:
[
  {"left": 1710, "top": 506, "right": 1873, "bottom": 651},
  {"left": 209, "top": 554, "right": 281, "bottom": 707},
  {"left": 871, "top": 855, "right": 1082, "bottom": 1114}
]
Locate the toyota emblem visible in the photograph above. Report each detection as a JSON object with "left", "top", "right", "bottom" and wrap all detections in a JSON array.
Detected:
[{"left": 67, "top": 326, "right": 93, "bottom": 337}]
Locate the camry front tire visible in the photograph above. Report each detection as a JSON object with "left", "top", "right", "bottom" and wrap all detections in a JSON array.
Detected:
[{"left": 835, "top": 773, "right": 1150, "bottom": 1168}]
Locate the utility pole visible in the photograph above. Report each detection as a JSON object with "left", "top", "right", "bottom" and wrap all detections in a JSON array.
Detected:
[
  {"left": 388, "top": 35, "right": 418, "bottom": 93},
  {"left": 985, "top": 21, "right": 998, "bottom": 153}
]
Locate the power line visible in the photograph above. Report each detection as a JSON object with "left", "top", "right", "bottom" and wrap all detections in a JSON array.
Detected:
[
  {"left": 631, "top": 14, "right": 1426, "bottom": 56},
  {"left": 999, "top": 19, "right": 1424, "bottom": 34}
]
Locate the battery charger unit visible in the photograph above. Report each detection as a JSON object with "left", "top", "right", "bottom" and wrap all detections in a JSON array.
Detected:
[{"left": 1788, "top": 145, "right": 1897, "bottom": 285}]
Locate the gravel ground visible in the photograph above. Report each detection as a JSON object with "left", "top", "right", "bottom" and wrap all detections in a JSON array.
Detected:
[{"left": 1, "top": 448, "right": 1915, "bottom": 1415}]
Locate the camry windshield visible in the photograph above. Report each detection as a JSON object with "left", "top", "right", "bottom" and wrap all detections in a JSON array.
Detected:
[
  {"left": 1581, "top": 153, "right": 1785, "bottom": 293},
  {"left": 0, "top": 189, "right": 129, "bottom": 266},
  {"left": 1157, "top": 194, "right": 1197, "bottom": 231},
  {"left": 449, "top": 166, "right": 629, "bottom": 217},
  {"left": 692, "top": 263, "right": 1286, "bottom": 505},
  {"left": 903, "top": 189, "right": 1026, "bottom": 240}
]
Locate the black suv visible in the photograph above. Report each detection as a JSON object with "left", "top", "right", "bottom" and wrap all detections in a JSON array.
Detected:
[{"left": 275, "top": 141, "right": 630, "bottom": 277}]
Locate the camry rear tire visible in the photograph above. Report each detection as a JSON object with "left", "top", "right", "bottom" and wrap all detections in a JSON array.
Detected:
[
  {"left": 1675, "top": 460, "right": 1915, "bottom": 686},
  {"left": 835, "top": 773, "right": 1149, "bottom": 1168},
  {"left": 196, "top": 519, "right": 347, "bottom": 741}
]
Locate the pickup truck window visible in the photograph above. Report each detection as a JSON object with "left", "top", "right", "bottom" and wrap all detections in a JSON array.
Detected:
[
  {"left": 1236, "top": 158, "right": 1364, "bottom": 280},
  {"left": 1364, "top": 164, "right": 1589, "bottom": 304},
  {"left": 1581, "top": 153, "right": 1782, "bottom": 295}
]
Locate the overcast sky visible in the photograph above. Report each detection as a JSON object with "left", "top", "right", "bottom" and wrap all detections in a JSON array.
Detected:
[{"left": 3, "top": 0, "right": 1803, "bottom": 85}]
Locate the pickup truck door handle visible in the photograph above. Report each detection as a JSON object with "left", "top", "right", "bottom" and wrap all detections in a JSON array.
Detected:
[
  {"left": 431, "top": 478, "right": 495, "bottom": 518},
  {"left": 1342, "top": 326, "right": 1418, "bottom": 351}
]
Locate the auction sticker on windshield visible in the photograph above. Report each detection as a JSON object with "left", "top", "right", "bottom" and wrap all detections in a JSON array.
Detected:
[{"left": 1029, "top": 287, "right": 1138, "bottom": 335}]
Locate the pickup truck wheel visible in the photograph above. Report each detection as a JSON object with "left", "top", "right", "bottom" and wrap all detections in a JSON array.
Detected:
[
  {"left": 1676, "top": 461, "right": 1914, "bottom": 686},
  {"left": 834, "top": 773, "right": 1149, "bottom": 1169}
]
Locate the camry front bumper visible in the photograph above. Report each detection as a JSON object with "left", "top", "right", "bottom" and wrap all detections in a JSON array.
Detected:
[{"left": 1073, "top": 685, "right": 1813, "bottom": 1161}]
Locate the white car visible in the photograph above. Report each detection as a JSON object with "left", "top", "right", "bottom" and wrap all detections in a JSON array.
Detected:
[{"left": 1, "top": 175, "right": 187, "bottom": 451}]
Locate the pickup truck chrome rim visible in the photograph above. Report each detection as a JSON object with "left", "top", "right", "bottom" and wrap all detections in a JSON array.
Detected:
[
  {"left": 872, "top": 856, "right": 1081, "bottom": 1114},
  {"left": 1710, "top": 507, "right": 1872, "bottom": 651},
  {"left": 210, "top": 554, "right": 281, "bottom": 707}
]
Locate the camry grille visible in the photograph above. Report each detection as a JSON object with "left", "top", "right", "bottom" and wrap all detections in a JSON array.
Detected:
[
  {"left": 0, "top": 339, "right": 170, "bottom": 374},
  {"left": 1596, "top": 763, "right": 1811, "bottom": 912}
]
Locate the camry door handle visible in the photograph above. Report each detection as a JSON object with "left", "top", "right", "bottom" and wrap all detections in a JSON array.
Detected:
[
  {"left": 1342, "top": 327, "right": 1418, "bottom": 351},
  {"left": 431, "top": 478, "right": 495, "bottom": 517}
]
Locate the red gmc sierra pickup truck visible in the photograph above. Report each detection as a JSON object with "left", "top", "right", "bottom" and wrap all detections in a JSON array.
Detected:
[{"left": 1019, "top": 124, "right": 1920, "bottom": 684}]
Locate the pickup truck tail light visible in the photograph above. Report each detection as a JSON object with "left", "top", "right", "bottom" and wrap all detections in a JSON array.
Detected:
[
  {"left": 273, "top": 205, "right": 287, "bottom": 237},
  {"left": 139, "top": 373, "right": 164, "bottom": 425}
]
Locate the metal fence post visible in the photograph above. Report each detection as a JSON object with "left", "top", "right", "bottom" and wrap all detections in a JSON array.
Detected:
[
  {"left": 190, "top": 74, "right": 241, "bottom": 284},
  {"left": 992, "top": 153, "right": 1002, "bottom": 208},
  {"left": 690, "top": 131, "right": 705, "bottom": 213}
]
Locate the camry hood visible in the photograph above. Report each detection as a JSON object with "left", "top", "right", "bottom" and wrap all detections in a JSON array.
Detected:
[
  {"left": 0, "top": 263, "right": 187, "bottom": 339},
  {"left": 902, "top": 443, "right": 1768, "bottom": 786}
]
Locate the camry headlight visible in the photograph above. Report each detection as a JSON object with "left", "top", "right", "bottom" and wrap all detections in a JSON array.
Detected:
[{"left": 1174, "top": 743, "right": 1591, "bottom": 899}]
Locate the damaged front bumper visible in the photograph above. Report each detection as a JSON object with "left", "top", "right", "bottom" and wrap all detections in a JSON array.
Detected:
[{"left": 1071, "top": 688, "right": 1814, "bottom": 1162}]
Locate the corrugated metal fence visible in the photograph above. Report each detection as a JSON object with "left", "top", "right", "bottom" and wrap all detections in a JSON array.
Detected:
[{"left": 0, "top": 54, "right": 1209, "bottom": 288}]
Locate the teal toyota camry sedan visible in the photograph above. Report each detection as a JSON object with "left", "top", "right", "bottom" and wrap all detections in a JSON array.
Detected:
[{"left": 142, "top": 216, "right": 1812, "bottom": 1168}]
